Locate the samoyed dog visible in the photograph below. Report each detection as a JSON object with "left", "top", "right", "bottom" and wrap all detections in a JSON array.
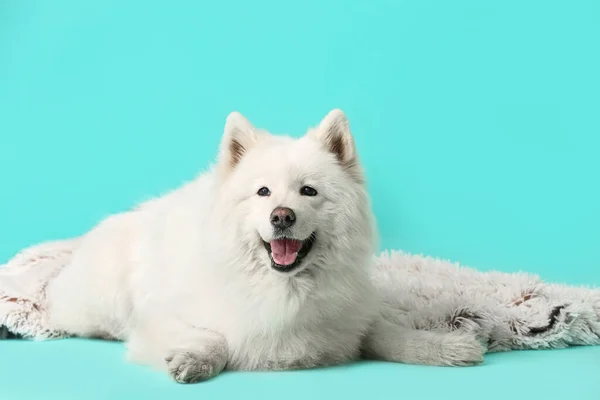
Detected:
[{"left": 45, "top": 109, "right": 484, "bottom": 383}]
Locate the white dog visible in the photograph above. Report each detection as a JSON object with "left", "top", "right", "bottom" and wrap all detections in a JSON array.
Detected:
[{"left": 44, "top": 110, "right": 485, "bottom": 383}]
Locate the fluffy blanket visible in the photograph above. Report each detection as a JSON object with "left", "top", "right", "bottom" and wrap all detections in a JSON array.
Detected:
[{"left": 2, "top": 239, "right": 600, "bottom": 353}]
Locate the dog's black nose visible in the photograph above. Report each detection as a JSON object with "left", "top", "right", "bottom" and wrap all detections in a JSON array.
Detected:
[{"left": 270, "top": 207, "right": 296, "bottom": 230}]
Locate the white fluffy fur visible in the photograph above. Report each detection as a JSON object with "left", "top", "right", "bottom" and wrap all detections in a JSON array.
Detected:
[
  {"left": 1, "top": 110, "right": 599, "bottom": 383},
  {"left": 46, "top": 109, "right": 465, "bottom": 380}
]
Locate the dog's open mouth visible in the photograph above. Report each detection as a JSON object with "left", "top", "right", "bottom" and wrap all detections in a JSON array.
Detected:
[{"left": 263, "top": 233, "right": 316, "bottom": 273}]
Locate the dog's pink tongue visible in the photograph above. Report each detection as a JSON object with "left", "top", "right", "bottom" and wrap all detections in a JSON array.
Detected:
[{"left": 270, "top": 239, "right": 302, "bottom": 266}]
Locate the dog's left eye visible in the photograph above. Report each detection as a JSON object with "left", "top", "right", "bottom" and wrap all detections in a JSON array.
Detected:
[
  {"left": 300, "top": 186, "right": 318, "bottom": 197},
  {"left": 257, "top": 187, "right": 271, "bottom": 197}
]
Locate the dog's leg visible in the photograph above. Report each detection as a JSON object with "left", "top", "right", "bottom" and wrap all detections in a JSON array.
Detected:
[
  {"left": 164, "top": 334, "right": 229, "bottom": 384},
  {"left": 363, "top": 317, "right": 486, "bottom": 366},
  {"left": 127, "top": 325, "right": 229, "bottom": 384}
]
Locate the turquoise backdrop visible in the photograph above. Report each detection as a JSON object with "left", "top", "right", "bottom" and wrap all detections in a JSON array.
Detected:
[{"left": 1, "top": 0, "right": 599, "bottom": 399}]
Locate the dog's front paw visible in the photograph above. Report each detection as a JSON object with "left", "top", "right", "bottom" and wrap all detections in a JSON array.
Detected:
[
  {"left": 437, "top": 331, "right": 486, "bottom": 366},
  {"left": 165, "top": 351, "right": 221, "bottom": 384}
]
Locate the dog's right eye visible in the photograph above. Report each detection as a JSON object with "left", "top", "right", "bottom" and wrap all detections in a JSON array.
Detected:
[{"left": 257, "top": 187, "right": 271, "bottom": 197}]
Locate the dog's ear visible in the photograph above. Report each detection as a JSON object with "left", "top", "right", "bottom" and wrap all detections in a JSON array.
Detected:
[
  {"left": 218, "top": 111, "right": 258, "bottom": 174},
  {"left": 309, "top": 109, "right": 362, "bottom": 181},
  {"left": 311, "top": 109, "right": 356, "bottom": 164}
]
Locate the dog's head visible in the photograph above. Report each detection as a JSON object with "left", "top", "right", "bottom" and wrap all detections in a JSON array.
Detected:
[{"left": 215, "top": 109, "right": 375, "bottom": 276}]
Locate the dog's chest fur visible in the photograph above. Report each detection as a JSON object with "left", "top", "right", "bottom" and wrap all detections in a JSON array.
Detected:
[{"left": 210, "top": 270, "right": 376, "bottom": 370}]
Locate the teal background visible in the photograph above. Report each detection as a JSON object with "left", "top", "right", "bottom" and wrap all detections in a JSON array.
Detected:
[{"left": 1, "top": 0, "right": 599, "bottom": 399}]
